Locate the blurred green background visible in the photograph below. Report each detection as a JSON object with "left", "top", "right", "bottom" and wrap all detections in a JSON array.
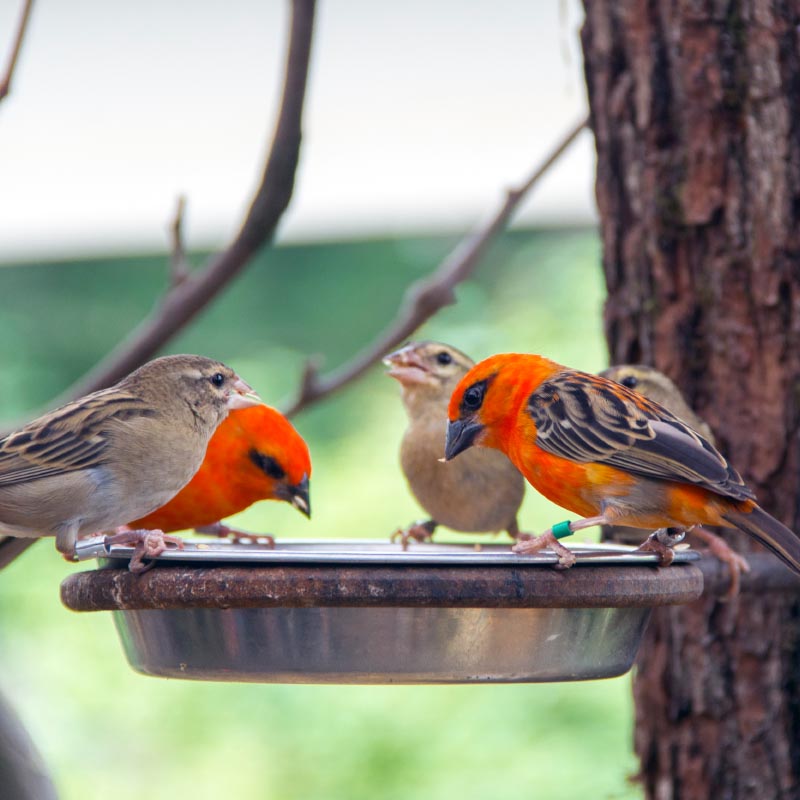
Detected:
[{"left": 0, "top": 227, "right": 642, "bottom": 799}]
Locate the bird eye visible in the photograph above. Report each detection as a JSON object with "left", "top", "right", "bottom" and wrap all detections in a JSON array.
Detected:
[
  {"left": 250, "top": 450, "right": 286, "bottom": 480},
  {"left": 436, "top": 350, "right": 453, "bottom": 366},
  {"left": 210, "top": 372, "right": 225, "bottom": 388},
  {"left": 463, "top": 382, "right": 485, "bottom": 411},
  {"left": 621, "top": 375, "right": 639, "bottom": 389},
  {"left": 436, "top": 351, "right": 452, "bottom": 365}
]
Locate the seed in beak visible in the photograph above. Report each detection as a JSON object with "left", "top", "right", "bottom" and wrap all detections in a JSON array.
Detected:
[{"left": 227, "top": 377, "right": 263, "bottom": 409}]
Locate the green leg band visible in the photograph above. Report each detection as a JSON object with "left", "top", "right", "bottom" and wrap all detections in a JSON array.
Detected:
[{"left": 551, "top": 520, "right": 573, "bottom": 540}]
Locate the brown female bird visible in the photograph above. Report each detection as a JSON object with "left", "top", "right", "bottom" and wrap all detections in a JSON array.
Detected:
[
  {"left": 384, "top": 341, "right": 526, "bottom": 547},
  {"left": 0, "top": 354, "right": 260, "bottom": 571},
  {"left": 600, "top": 364, "right": 750, "bottom": 594}
]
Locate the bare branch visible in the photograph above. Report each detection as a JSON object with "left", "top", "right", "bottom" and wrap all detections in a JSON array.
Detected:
[
  {"left": 0, "top": 0, "right": 315, "bottom": 570},
  {"left": 52, "top": 0, "right": 316, "bottom": 404},
  {"left": 290, "top": 355, "right": 326, "bottom": 410},
  {"left": 0, "top": 115, "right": 585, "bottom": 571},
  {"left": 283, "top": 115, "right": 588, "bottom": 418},
  {"left": 169, "top": 194, "right": 190, "bottom": 287},
  {"left": 0, "top": 0, "right": 33, "bottom": 104}
]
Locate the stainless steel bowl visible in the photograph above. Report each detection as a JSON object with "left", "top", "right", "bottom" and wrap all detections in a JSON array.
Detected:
[{"left": 62, "top": 538, "right": 703, "bottom": 684}]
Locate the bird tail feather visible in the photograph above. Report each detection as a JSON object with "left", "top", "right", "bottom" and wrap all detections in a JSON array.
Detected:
[{"left": 723, "top": 505, "right": 800, "bottom": 576}]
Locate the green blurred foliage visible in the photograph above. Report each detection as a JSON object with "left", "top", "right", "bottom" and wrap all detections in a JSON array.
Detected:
[{"left": 0, "top": 228, "right": 642, "bottom": 799}]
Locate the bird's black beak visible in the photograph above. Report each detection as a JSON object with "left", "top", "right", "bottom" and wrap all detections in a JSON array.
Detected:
[
  {"left": 444, "top": 418, "right": 484, "bottom": 461},
  {"left": 288, "top": 475, "right": 311, "bottom": 518}
]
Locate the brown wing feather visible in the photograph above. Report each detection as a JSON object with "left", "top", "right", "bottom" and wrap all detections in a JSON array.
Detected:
[
  {"left": 527, "top": 371, "right": 754, "bottom": 502},
  {"left": 0, "top": 388, "right": 155, "bottom": 486}
]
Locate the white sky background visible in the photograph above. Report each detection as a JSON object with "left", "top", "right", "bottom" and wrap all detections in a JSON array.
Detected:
[{"left": 0, "top": 0, "right": 595, "bottom": 261}]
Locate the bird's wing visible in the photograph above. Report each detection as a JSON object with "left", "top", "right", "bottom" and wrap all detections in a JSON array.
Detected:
[
  {"left": 0, "top": 389, "right": 156, "bottom": 487},
  {"left": 526, "top": 370, "right": 755, "bottom": 502}
]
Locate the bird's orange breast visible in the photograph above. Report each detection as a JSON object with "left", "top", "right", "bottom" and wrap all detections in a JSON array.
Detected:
[
  {"left": 131, "top": 426, "right": 268, "bottom": 533},
  {"left": 508, "top": 441, "right": 633, "bottom": 518}
]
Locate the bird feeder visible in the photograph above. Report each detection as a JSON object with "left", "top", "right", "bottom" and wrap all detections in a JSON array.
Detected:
[{"left": 60, "top": 538, "right": 702, "bottom": 684}]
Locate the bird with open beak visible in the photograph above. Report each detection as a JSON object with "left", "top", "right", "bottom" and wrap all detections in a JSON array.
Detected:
[{"left": 384, "top": 341, "right": 526, "bottom": 548}]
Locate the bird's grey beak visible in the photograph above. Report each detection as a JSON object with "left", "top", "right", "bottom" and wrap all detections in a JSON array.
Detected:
[
  {"left": 289, "top": 475, "right": 311, "bottom": 518},
  {"left": 444, "top": 418, "right": 484, "bottom": 461},
  {"left": 227, "top": 377, "right": 263, "bottom": 409}
]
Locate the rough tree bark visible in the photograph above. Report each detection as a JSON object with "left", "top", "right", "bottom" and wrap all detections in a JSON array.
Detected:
[{"left": 582, "top": 2, "right": 800, "bottom": 799}]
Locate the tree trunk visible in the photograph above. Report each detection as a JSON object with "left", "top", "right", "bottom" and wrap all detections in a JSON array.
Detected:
[{"left": 581, "top": 2, "right": 800, "bottom": 798}]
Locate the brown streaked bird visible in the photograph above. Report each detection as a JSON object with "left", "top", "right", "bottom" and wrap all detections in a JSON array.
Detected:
[
  {"left": 600, "top": 364, "right": 750, "bottom": 595},
  {"left": 384, "top": 341, "right": 526, "bottom": 548},
  {"left": 445, "top": 353, "right": 800, "bottom": 576},
  {"left": 599, "top": 366, "right": 714, "bottom": 441},
  {"left": 0, "top": 354, "right": 261, "bottom": 572}
]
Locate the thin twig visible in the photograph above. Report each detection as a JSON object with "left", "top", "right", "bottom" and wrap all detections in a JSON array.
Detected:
[
  {"left": 169, "top": 194, "right": 190, "bottom": 286},
  {"left": 0, "top": 0, "right": 315, "bottom": 570},
  {"left": 0, "top": 0, "right": 34, "bottom": 103},
  {"left": 283, "top": 115, "right": 588, "bottom": 418},
  {"left": 51, "top": 0, "right": 315, "bottom": 405}
]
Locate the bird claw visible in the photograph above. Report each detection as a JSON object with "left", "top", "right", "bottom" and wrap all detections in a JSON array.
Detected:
[
  {"left": 634, "top": 528, "right": 685, "bottom": 566},
  {"left": 690, "top": 526, "right": 750, "bottom": 600},
  {"left": 512, "top": 530, "right": 577, "bottom": 569},
  {"left": 391, "top": 520, "right": 437, "bottom": 551},
  {"left": 103, "top": 528, "right": 184, "bottom": 574},
  {"left": 195, "top": 522, "right": 275, "bottom": 548}
]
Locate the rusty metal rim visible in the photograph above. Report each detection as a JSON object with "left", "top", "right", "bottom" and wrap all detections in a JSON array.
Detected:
[{"left": 61, "top": 562, "right": 704, "bottom": 612}]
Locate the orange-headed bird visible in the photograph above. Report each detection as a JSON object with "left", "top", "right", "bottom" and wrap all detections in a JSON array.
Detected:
[
  {"left": 130, "top": 404, "right": 311, "bottom": 543},
  {"left": 445, "top": 353, "right": 800, "bottom": 573}
]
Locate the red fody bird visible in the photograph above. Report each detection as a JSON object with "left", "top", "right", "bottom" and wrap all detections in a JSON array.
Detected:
[
  {"left": 444, "top": 353, "right": 800, "bottom": 572},
  {"left": 130, "top": 405, "right": 311, "bottom": 542}
]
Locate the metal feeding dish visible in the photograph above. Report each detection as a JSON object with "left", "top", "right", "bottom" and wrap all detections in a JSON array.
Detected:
[{"left": 61, "top": 537, "right": 702, "bottom": 684}]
